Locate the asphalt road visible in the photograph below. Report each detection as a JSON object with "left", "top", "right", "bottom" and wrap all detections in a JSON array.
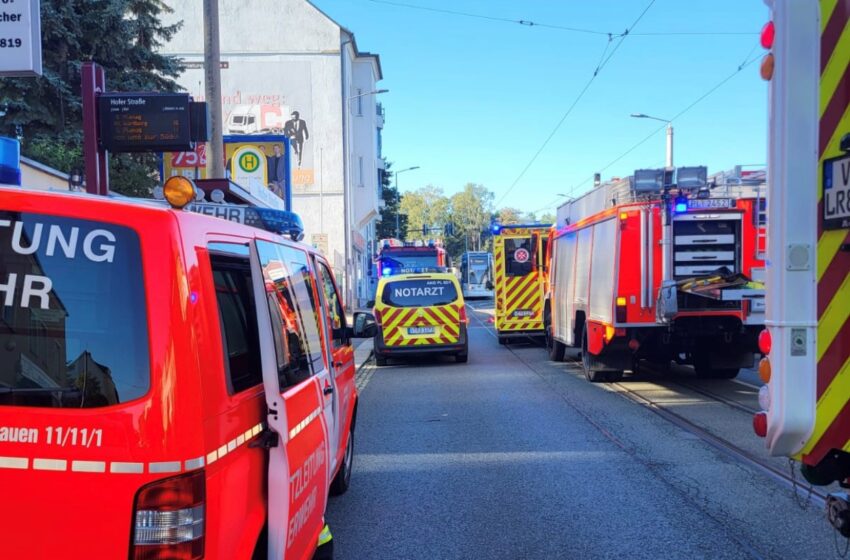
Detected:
[{"left": 326, "top": 302, "right": 836, "bottom": 559}]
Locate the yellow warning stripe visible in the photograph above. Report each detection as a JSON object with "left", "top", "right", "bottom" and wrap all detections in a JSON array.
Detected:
[
  {"left": 802, "top": 356, "right": 850, "bottom": 456},
  {"left": 818, "top": 274, "right": 850, "bottom": 360},
  {"left": 824, "top": 0, "right": 839, "bottom": 32}
]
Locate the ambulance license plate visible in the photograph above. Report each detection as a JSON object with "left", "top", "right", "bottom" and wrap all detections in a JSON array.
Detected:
[
  {"left": 408, "top": 326, "right": 435, "bottom": 335},
  {"left": 512, "top": 309, "right": 534, "bottom": 318},
  {"left": 823, "top": 154, "right": 850, "bottom": 230}
]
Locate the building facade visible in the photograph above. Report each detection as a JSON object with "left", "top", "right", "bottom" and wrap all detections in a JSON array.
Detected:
[{"left": 160, "top": 0, "right": 384, "bottom": 307}]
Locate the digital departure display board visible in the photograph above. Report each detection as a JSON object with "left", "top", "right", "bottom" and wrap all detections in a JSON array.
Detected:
[{"left": 98, "top": 93, "right": 193, "bottom": 153}]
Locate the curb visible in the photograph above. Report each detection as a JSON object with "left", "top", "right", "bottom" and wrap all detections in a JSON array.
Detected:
[{"left": 356, "top": 350, "right": 374, "bottom": 373}]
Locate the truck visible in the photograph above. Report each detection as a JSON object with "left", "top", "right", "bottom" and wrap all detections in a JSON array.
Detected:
[
  {"left": 545, "top": 166, "right": 766, "bottom": 382},
  {"left": 754, "top": 0, "right": 850, "bottom": 536},
  {"left": 226, "top": 104, "right": 289, "bottom": 135},
  {"left": 374, "top": 238, "right": 449, "bottom": 278}
]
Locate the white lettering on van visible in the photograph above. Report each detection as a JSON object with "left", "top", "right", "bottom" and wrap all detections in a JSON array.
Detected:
[
  {"left": 11, "top": 221, "right": 42, "bottom": 255},
  {"left": 83, "top": 230, "right": 116, "bottom": 263},
  {"left": 0, "top": 426, "right": 39, "bottom": 444},
  {"left": 0, "top": 220, "right": 117, "bottom": 263},
  {"left": 46, "top": 226, "right": 80, "bottom": 258},
  {"left": 286, "top": 487, "right": 318, "bottom": 549},
  {"left": 289, "top": 442, "right": 326, "bottom": 502},
  {"left": 0, "top": 273, "right": 53, "bottom": 310}
]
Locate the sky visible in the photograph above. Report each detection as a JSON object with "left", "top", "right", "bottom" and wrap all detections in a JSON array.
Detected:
[{"left": 312, "top": 0, "right": 769, "bottom": 215}]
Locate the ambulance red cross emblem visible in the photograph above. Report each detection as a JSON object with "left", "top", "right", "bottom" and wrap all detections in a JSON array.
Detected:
[{"left": 513, "top": 248, "right": 530, "bottom": 263}]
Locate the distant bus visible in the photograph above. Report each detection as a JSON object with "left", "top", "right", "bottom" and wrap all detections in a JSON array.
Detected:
[{"left": 460, "top": 251, "right": 494, "bottom": 299}]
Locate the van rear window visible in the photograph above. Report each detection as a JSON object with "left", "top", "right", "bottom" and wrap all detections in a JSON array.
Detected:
[
  {"left": 0, "top": 211, "right": 150, "bottom": 408},
  {"left": 382, "top": 279, "right": 458, "bottom": 308}
]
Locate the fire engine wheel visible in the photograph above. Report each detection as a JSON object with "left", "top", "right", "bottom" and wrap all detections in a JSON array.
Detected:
[
  {"left": 581, "top": 326, "right": 622, "bottom": 383},
  {"left": 330, "top": 427, "right": 354, "bottom": 496}
]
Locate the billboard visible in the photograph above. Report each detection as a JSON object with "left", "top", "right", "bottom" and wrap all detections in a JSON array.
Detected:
[{"left": 160, "top": 135, "right": 292, "bottom": 210}]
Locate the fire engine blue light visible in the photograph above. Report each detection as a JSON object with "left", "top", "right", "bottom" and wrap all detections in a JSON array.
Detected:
[
  {"left": 491, "top": 224, "right": 501, "bottom": 234},
  {"left": 675, "top": 202, "right": 688, "bottom": 213},
  {"left": 0, "top": 137, "right": 21, "bottom": 186}
]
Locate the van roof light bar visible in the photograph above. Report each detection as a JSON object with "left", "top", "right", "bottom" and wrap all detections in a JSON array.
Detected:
[{"left": 187, "top": 202, "right": 305, "bottom": 242}]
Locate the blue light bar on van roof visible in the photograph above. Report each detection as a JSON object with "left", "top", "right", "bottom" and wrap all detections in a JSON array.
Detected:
[{"left": 187, "top": 203, "right": 305, "bottom": 241}]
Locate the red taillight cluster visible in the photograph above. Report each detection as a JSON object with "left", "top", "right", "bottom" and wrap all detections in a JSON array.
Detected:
[
  {"left": 760, "top": 20, "right": 775, "bottom": 80},
  {"left": 132, "top": 470, "right": 205, "bottom": 560},
  {"left": 459, "top": 305, "right": 468, "bottom": 325},
  {"left": 754, "top": 327, "right": 773, "bottom": 439},
  {"left": 374, "top": 307, "right": 383, "bottom": 326}
]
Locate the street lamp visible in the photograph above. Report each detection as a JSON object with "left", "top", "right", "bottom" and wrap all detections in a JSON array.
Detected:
[
  {"left": 630, "top": 113, "right": 673, "bottom": 168},
  {"left": 348, "top": 88, "right": 389, "bottom": 100},
  {"left": 394, "top": 166, "right": 420, "bottom": 238}
]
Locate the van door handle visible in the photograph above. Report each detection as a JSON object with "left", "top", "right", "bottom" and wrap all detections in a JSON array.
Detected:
[
  {"left": 334, "top": 361, "right": 344, "bottom": 368},
  {"left": 323, "top": 386, "right": 334, "bottom": 395}
]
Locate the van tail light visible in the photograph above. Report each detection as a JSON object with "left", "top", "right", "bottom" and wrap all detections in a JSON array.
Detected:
[
  {"left": 374, "top": 307, "right": 383, "bottom": 326},
  {"left": 459, "top": 305, "right": 469, "bottom": 325},
  {"left": 132, "top": 470, "right": 205, "bottom": 560}
]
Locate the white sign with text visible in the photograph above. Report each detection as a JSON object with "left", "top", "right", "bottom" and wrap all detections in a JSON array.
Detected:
[{"left": 0, "top": 0, "right": 42, "bottom": 77}]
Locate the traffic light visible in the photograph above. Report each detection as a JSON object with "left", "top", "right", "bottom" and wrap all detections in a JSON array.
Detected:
[
  {"left": 422, "top": 224, "right": 428, "bottom": 237},
  {"left": 444, "top": 223, "right": 454, "bottom": 236}
]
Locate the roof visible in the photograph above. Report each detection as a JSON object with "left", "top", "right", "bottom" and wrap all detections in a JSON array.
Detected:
[{"left": 306, "top": 0, "right": 384, "bottom": 80}]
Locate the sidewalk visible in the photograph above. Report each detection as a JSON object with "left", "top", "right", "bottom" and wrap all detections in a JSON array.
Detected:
[{"left": 353, "top": 337, "right": 373, "bottom": 371}]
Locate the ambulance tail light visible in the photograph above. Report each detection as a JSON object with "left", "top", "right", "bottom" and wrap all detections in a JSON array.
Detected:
[
  {"left": 374, "top": 307, "right": 383, "bottom": 326},
  {"left": 132, "top": 470, "right": 205, "bottom": 560},
  {"left": 753, "top": 411, "right": 768, "bottom": 438},
  {"left": 459, "top": 305, "right": 469, "bottom": 325}
]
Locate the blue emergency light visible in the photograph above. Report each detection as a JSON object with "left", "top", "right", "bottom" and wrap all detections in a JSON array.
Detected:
[
  {"left": 674, "top": 194, "right": 689, "bottom": 213},
  {"left": 0, "top": 137, "right": 21, "bottom": 186},
  {"left": 382, "top": 268, "right": 394, "bottom": 277},
  {"left": 491, "top": 223, "right": 501, "bottom": 235}
]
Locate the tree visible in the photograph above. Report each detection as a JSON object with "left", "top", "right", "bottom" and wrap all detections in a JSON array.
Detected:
[
  {"left": 0, "top": 0, "right": 183, "bottom": 196},
  {"left": 539, "top": 212, "right": 556, "bottom": 225},
  {"left": 497, "top": 207, "right": 523, "bottom": 224},
  {"left": 449, "top": 183, "right": 493, "bottom": 251},
  {"left": 376, "top": 161, "right": 408, "bottom": 239},
  {"left": 400, "top": 185, "right": 450, "bottom": 241}
]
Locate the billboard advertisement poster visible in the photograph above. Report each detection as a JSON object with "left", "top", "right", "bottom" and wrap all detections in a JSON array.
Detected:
[{"left": 160, "top": 135, "right": 292, "bottom": 210}]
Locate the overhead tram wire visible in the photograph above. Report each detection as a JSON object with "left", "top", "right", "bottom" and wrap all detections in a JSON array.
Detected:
[
  {"left": 564, "top": 54, "right": 765, "bottom": 198},
  {"left": 363, "top": 0, "right": 756, "bottom": 37},
  {"left": 493, "top": 0, "right": 657, "bottom": 209}
]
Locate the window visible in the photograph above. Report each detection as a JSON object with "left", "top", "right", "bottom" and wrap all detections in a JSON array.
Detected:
[
  {"left": 316, "top": 260, "right": 347, "bottom": 349},
  {"left": 358, "top": 156, "right": 364, "bottom": 187},
  {"left": 0, "top": 212, "right": 150, "bottom": 409},
  {"left": 357, "top": 88, "right": 363, "bottom": 116},
  {"left": 504, "top": 237, "right": 535, "bottom": 277},
  {"left": 258, "top": 241, "right": 326, "bottom": 388},
  {"left": 211, "top": 255, "right": 263, "bottom": 393},
  {"left": 382, "top": 279, "right": 458, "bottom": 308}
]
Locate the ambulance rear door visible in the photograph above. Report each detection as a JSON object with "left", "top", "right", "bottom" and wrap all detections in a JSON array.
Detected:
[{"left": 250, "top": 239, "right": 334, "bottom": 560}]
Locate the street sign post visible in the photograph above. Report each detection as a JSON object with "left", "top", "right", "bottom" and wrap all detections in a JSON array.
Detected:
[{"left": 0, "top": 0, "right": 42, "bottom": 77}]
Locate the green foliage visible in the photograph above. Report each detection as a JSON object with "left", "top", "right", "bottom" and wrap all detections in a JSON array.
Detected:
[
  {"left": 376, "top": 161, "right": 409, "bottom": 239},
  {"left": 0, "top": 0, "right": 183, "bottom": 196},
  {"left": 400, "top": 185, "right": 450, "bottom": 241}
]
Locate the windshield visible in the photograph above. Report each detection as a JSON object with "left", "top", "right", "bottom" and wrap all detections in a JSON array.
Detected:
[
  {"left": 0, "top": 212, "right": 150, "bottom": 408},
  {"left": 382, "top": 279, "right": 458, "bottom": 308},
  {"left": 381, "top": 254, "right": 439, "bottom": 273},
  {"left": 467, "top": 255, "right": 491, "bottom": 285}
]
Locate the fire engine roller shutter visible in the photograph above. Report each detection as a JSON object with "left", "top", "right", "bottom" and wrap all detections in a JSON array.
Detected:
[{"left": 801, "top": 0, "right": 850, "bottom": 466}]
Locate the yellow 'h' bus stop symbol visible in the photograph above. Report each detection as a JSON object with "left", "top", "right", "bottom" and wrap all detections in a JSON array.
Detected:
[{"left": 239, "top": 152, "right": 260, "bottom": 173}]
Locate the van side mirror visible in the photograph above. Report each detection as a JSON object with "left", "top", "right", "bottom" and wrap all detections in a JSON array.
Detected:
[
  {"left": 352, "top": 311, "right": 378, "bottom": 338},
  {"left": 366, "top": 300, "right": 375, "bottom": 308}
]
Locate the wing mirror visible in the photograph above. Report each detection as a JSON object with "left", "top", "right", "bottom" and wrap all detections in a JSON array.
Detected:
[{"left": 352, "top": 311, "right": 378, "bottom": 338}]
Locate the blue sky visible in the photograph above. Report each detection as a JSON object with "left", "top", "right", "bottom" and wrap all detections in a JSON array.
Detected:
[{"left": 313, "top": 0, "right": 769, "bottom": 214}]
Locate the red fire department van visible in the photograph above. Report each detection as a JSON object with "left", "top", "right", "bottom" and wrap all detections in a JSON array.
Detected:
[
  {"left": 546, "top": 166, "right": 766, "bottom": 382},
  {"left": 0, "top": 178, "right": 372, "bottom": 559},
  {"left": 755, "top": 0, "right": 850, "bottom": 536}
]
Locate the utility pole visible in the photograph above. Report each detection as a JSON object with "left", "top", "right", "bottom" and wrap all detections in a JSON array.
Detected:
[{"left": 203, "top": 0, "right": 224, "bottom": 179}]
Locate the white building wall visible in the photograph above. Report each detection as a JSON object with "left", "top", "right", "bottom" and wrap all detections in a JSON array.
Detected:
[{"left": 160, "top": 0, "right": 383, "bottom": 301}]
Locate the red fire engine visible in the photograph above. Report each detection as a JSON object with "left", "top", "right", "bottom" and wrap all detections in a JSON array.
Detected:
[
  {"left": 545, "top": 166, "right": 766, "bottom": 382},
  {"left": 755, "top": 0, "right": 850, "bottom": 535},
  {"left": 374, "top": 238, "right": 449, "bottom": 278},
  {"left": 0, "top": 177, "right": 374, "bottom": 559}
]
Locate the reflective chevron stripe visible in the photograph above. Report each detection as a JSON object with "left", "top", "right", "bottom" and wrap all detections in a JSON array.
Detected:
[{"left": 800, "top": 0, "right": 850, "bottom": 465}]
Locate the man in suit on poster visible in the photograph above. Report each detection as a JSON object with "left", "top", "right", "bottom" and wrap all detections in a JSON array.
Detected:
[{"left": 284, "top": 111, "right": 309, "bottom": 167}]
